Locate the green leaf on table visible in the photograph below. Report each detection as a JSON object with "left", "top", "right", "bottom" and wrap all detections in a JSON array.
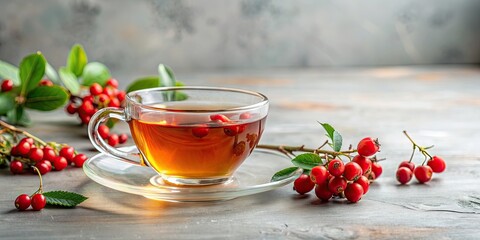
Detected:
[
  {"left": 271, "top": 167, "right": 301, "bottom": 182},
  {"left": 44, "top": 191, "right": 88, "bottom": 207},
  {"left": 0, "top": 60, "right": 20, "bottom": 85},
  {"left": 126, "top": 76, "right": 159, "bottom": 93},
  {"left": 45, "top": 62, "right": 61, "bottom": 85},
  {"left": 319, "top": 122, "right": 335, "bottom": 140},
  {"left": 59, "top": 67, "right": 81, "bottom": 95},
  {"left": 81, "top": 62, "right": 111, "bottom": 86},
  {"left": 19, "top": 52, "right": 46, "bottom": 96},
  {"left": 6, "top": 106, "right": 31, "bottom": 126},
  {"left": 25, "top": 86, "right": 68, "bottom": 111},
  {"left": 66, "top": 44, "right": 88, "bottom": 77},
  {"left": 0, "top": 93, "right": 15, "bottom": 114},
  {"left": 332, "top": 130, "right": 343, "bottom": 152},
  {"left": 291, "top": 153, "right": 323, "bottom": 170}
]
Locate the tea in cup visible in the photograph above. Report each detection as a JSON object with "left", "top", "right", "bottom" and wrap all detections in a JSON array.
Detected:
[{"left": 88, "top": 87, "right": 269, "bottom": 185}]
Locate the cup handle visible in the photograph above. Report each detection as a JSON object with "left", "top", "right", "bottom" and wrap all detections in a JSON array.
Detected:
[{"left": 88, "top": 107, "right": 141, "bottom": 165}]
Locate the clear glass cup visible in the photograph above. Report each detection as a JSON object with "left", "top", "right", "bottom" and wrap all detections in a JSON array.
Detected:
[{"left": 88, "top": 86, "right": 269, "bottom": 186}]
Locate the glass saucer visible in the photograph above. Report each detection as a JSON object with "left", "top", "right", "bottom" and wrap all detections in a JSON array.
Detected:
[{"left": 83, "top": 146, "right": 302, "bottom": 202}]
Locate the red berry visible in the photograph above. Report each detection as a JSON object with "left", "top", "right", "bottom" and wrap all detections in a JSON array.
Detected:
[
  {"left": 10, "top": 145, "right": 20, "bottom": 156},
  {"left": 35, "top": 161, "right": 51, "bottom": 175},
  {"left": 352, "top": 155, "right": 372, "bottom": 175},
  {"left": 343, "top": 162, "right": 362, "bottom": 181},
  {"left": 371, "top": 162, "right": 383, "bottom": 179},
  {"left": 117, "top": 91, "right": 126, "bottom": 102},
  {"left": 80, "top": 115, "right": 91, "bottom": 124},
  {"left": 293, "top": 174, "right": 315, "bottom": 195},
  {"left": 53, "top": 156, "right": 68, "bottom": 171},
  {"left": 108, "top": 134, "right": 119, "bottom": 147},
  {"left": 31, "top": 194, "right": 46, "bottom": 211},
  {"left": 66, "top": 103, "right": 77, "bottom": 114},
  {"left": 396, "top": 167, "right": 413, "bottom": 184},
  {"left": 17, "top": 141, "right": 31, "bottom": 156},
  {"left": 344, "top": 183, "right": 364, "bottom": 203},
  {"left": 414, "top": 165, "right": 433, "bottom": 183},
  {"left": 310, "top": 166, "right": 329, "bottom": 185},
  {"left": 59, "top": 146, "right": 75, "bottom": 162},
  {"left": 357, "top": 137, "right": 380, "bottom": 157},
  {"left": 224, "top": 125, "right": 239, "bottom": 136},
  {"left": 427, "top": 156, "right": 446, "bottom": 173},
  {"left": 28, "top": 147, "right": 44, "bottom": 162},
  {"left": 328, "top": 176, "right": 347, "bottom": 194},
  {"left": 103, "top": 87, "right": 115, "bottom": 98},
  {"left": 399, "top": 161, "right": 415, "bottom": 172},
  {"left": 42, "top": 147, "right": 56, "bottom": 162},
  {"left": 79, "top": 101, "right": 95, "bottom": 116},
  {"left": 89, "top": 83, "right": 103, "bottom": 96},
  {"left": 10, "top": 160, "right": 23, "bottom": 174},
  {"left": 314, "top": 182, "right": 333, "bottom": 201},
  {"left": 118, "top": 133, "right": 128, "bottom": 144},
  {"left": 239, "top": 112, "right": 251, "bottom": 119},
  {"left": 97, "top": 93, "right": 110, "bottom": 103},
  {"left": 98, "top": 125, "right": 110, "bottom": 139},
  {"left": 83, "top": 95, "right": 94, "bottom": 103},
  {"left": 192, "top": 125, "right": 209, "bottom": 138},
  {"left": 210, "top": 114, "right": 230, "bottom": 123},
  {"left": 106, "top": 78, "right": 119, "bottom": 88},
  {"left": 15, "top": 194, "right": 31, "bottom": 211},
  {"left": 327, "top": 159, "right": 345, "bottom": 177},
  {"left": 73, "top": 154, "right": 88, "bottom": 167},
  {"left": 355, "top": 175, "right": 370, "bottom": 194},
  {"left": 22, "top": 137, "right": 35, "bottom": 145},
  {"left": 1, "top": 79, "right": 13, "bottom": 92},
  {"left": 39, "top": 79, "right": 53, "bottom": 86},
  {"left": 108, "top": 98, "right": 120, "bottom": 107}
]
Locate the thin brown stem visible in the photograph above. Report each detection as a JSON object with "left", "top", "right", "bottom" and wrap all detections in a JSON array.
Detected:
[
  {"left": 256, "top": 144, "right": 356, "bottom": 158},
  {"left": 32, "top": 166, "right": 44, "bottom": 194},
  {"left": 0, "top": 120, "right": 47, "bottom": 146},
  {"left": 403, "top": 130, "right": 433, "bottom": 164}
]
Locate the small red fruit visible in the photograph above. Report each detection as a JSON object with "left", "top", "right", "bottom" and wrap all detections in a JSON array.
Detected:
[
  {"left": 108, "top": 134, "right": 119, "bottom": 147},
  {"left": 39, "top": 79, "right": 53, "bottom": 86},
  {"left": 28, "top": 148, "right": 44, "bottom": 162},
  {"left": 427, "top": 156, "right": 446, "bottom": 173},
  {"left": 344, "top": 183, "right": 364, "bottom": 203},
  {"left": 371, "top": 161, "right": 383, "bottom": 179},
  {"left": 119, "top": 133, "right": 128, "bottom": 144},
  {"left": 108, "top": 98, "right": 120, "bottom": 108},
  {"left": 83, "top": 95, "right": 94, "bottom": 103},
  {"left": 293, "top": 174, "right": 315, "bottom": 195},
  {"left": 66, "top": 103, "right": 77, "bottom": 114},
  {"left": 327, "top": 159, "right": 345, "bottom": 177},
  {"left": 117, "top": 91, "right": 126, "bottom": 102},
  {"left": 59, "top": 146, "right": 75, "bottom": 162},
  {"left": 314, "top": 182, "right": 333, "bottom": 201},
  {"left": 1, "top": 79, "right": 13, "bottom": 92},
  {"left": 352, "top": 155, "right": 372, "bottom": 175},
  {"left": 414, "top": 165, "right": 433, "bottom": 183},
  {"left": 89, "top": 83, "right": 103, "bottom": 96},
  {"left": 328, "top": 176, "right": 347, "bottom": 194},
  {"left": 35, "top": 161, "right": 51, "bottom": 175},
  {"left": 343, "top": 162, "right": 362, "bottom": 181},
  {"left": 224, "top": 125, "right": 239, "bottom": 136},
  {"left": 106, "top": 78, "right": 119, "bottom": 88},
  {"left": 21, "top": 137, "right": 35, "bottom": 145},
  {"left": 239, "top": 112, "right": 251, "bottom": 119},
  {"left": 97, "top": 93, "right": 110, "bottom": 103},
  {"left": 73, "top": 154, "right": 88, "bottom": 167},
  {"left": 357, "top": 137, "right": 380, "bottom": 157},
  {"left": 310, "top": 166, "right": 329, "bottom": 185},
  {"left": 396, "top": 167, "right": 413, "bottom": 184},
  {"left": 103, "top": 87, "right": 115, "bottom": 98},
  {"left": 42, "top": 147, "right": 56, "bottom": 162},
  {"left": 53, "top": 156, "right": 68, "bottom": 171},
  {"left": 10, "top": 145, "right": 20, "bottom": 156},
  {"left": 17, "top": 141, "right": 31, "bottom": 156},
  {"left": 210, "top": 114, "right": 230, "bottom": 123},
  {"left": 15, "top": 194, "right": 31, "bottom": 211},
  {"left": 98, "top": 125, "right": 110, "bottom": 139},
  {"left": 399, "top": 161, "right": 415, "bottom": 171},
  {"left": 31, "top": 194, "right": 46, "bottom": 211},
  {"left": 10, "top": 160, "right": 24, "bottom": 174},
  {"left": 192, "top": 125, "right": 209, "bottom": 138},
  {"left": 355, "top": 175, "right": 370, "bottom": 194}
]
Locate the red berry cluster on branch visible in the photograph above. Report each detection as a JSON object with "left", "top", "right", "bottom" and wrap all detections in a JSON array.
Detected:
[
  {"left": 14, "top": 167, "right": 46, "bottom": 211},
  {"left": 293, "top": 137, "right": 382, "bottom": 203}
]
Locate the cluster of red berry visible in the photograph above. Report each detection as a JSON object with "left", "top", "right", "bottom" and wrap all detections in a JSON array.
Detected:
[
  {"left": 293, "top": 137, "right": 382, "bottom": 203},
  {"left": 14, "top": 166, "right": 47, "bottom": 211},
  {"left": 97, "top": 125, "right": 128, "bottom": 147},
  {"left": 9, "top": 137, "right": 87, "bottom": 175},
  {"left": 396, "top": 131, "right": 446, "bottom": 184}
]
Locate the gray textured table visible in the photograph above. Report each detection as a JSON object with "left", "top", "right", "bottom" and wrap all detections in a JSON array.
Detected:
[{"left": 1, "top": 66, "right": 480, "bottom": 239}]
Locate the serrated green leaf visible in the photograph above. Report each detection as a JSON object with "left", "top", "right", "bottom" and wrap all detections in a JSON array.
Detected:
[
  {"left": 332, "top": 130, "right": 342, "bottom": 152},
  {"left": 0, "top": 93, "right": 16, "bottom": 114},
  {"left": 45, "top": 62, "right": 60, "bottom": 85},
  {"left": 0, "top": 60, "right": 20, "bottom": 85},
  {"left": 291, "top": 153, "right": 323, "bottom": 170},
  {"left": 81, "top": 62, "right": 111, "bottom": 86},
  {"left": 19, "top": 52, "right": 46, "bottom": 96},
  {"left": 6, "top": 106, "right": 31, "bottom": 126},
  {"left": 271, "top": 167, "right": 300, "bottom": 182},
  {"left": 319, "top": 122, "right": 335, "bottom": 140},
  {"left": 67, "top": 44, "right": 88, "bottom": 77},
  {"left": 44, "top": 190, "right": 88, "bottom": 207},
  {"left": 25, "top": 86, "right": 68, "bottom": 111},
  {"left": 59, "top": 67, "right": 81, "bottom": 94},
  {"left": 126, "top": 76, "right": 159, "bottom": 93}
]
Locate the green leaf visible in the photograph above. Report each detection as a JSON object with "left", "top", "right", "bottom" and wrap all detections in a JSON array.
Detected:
[
  {"left": 158, "top": 64, "right": 175, "bottom": 87},
  {"left": 81, "top": 62, "right": 111, "bottom": 86},
  {"left": 0, "top": 93, "right": 15, "bottom": 114},
  {"left": 319, "top": 122, "right": 335, "bottom": 140},
  {"left": 291, "top": 153, "right": 323, "bottom": 170},
  {"left": 19, "top": 52, "right": 46, "bottom": 96},
  {"left": 45, "top": 62, "right": 61, "bottom": 85},
  {"left": 59, "top": 67, "right": 81, "bottom": 95},
  {"left": 271, "top": 167, "right": 301, "bottom": 182},
  {"left": 6, "top": 106, "right": 31, "bottom": 126},
  {"left": 332, "top": 130, "right": 343, "bottom": 152},
  {"left": 0, "top": 60, "right": 20, "bottom": 85},
  {"left": 126, "top": 76, "right": 159, "bottom": 93},
  {"left": 43, "top": 190, "right": 88, "bottom": 207},
  {"left": 25, "top": 86, "right": 68, "bottom": 111},
  {"left": 66, "top": 44, "right": 88, "bottom": 77}
]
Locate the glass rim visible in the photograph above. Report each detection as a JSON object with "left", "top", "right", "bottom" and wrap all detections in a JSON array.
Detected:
[{"left": 126, "top": 86, "right": 269, "bottom": 113}]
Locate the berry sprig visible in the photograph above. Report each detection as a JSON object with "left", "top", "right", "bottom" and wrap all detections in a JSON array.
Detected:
[
  {"left": 396, "top": 130, "right": 446, "bottom": 184},
  {"left": 264, "top": 123, "right": 383, "bottom": 203},
  {"left": 0, "top": 120, "right": 88, "bottom": 175}
]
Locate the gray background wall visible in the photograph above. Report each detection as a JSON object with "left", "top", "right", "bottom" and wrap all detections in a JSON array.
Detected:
[{"left": 0, "top": 0, "right": 479, "bottom": 75}]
